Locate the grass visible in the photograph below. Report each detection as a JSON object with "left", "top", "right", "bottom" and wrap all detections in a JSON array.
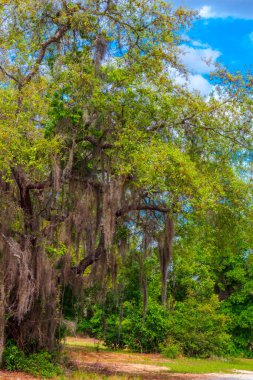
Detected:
[
  {"left": 64, "top": 337, "right": 107, "bottom": 351},
  {"left": 64, "top": 337, "right": 253, "bottom": 376},
  {"left": 64, "top": 337, "right": 130, "bottom": 354},
  {"left": 160, "top": 357, "right": 253, "bottom": 374}
]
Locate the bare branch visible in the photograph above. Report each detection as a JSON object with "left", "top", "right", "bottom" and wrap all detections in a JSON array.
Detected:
[{"left": 116, "top": 203, "right": 170, "bottom": 217}]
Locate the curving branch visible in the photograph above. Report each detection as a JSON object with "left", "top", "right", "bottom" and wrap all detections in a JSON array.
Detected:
[
  {"left": 116, "top": 203, "right": 170, "bottom": 217},
  {"left": 73, "top": 232, "right": 106, "bottom": 275},
  {"left": 21, "top": 24, "right": 69, "bottom": 86}
]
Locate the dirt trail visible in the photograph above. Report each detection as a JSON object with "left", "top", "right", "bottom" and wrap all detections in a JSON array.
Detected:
[
  {"left": 0, "top": 371, "right": 36, "bottom": 380},
  {"left": 68, "top": 346, "right": 207, "bottom": 379},
  {"left": 66, "top": 338, "right": 253, "bottom": 380}
]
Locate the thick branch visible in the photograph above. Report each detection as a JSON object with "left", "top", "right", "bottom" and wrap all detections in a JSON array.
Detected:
[
  {"left": 41, "top": 213, "right": 69, "bottom": 237},
  {"left": 26, "top": 179, "right": 51, "bottom": 190},
  {"left": 73, "top": 233, "right": 105, "bottom": 275},
  {"left": 116, "top": 203, "right": 170, "bottom": 217},
  {"left": 21, "top": 24, "right": 69, "bottom": 86},
  {"left": 11, "top": 168, "right": 32, "bottom": 213}
]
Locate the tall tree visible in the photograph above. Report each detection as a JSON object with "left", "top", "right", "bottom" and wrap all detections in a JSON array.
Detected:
[{"left": 0, "top": 0, "right": 252, "bottom": 356}]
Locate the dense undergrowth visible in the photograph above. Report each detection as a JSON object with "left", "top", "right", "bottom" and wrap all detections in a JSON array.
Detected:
[
  {"left": 2, "top": 340, "right": 62, "bottom": 378},
  {"left": 73, "top": 243, "right": 253, "bottom": 359}
]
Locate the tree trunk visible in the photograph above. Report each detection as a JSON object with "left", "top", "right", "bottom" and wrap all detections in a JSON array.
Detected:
[
  {"left": 159, "top": 217, "right": 174, "bottom": 307},
  {"left": 138, "top": 253, "right": 148, "bottom": 315}
]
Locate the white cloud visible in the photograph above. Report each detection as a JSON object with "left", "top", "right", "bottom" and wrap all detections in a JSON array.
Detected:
[
  {"left": 199, "top": 5, "right": 216, "bottom": 18},
  {"left": 191, "top": 40, "right": 209, "bottom": 48},
  {"left": 170, "top": 40, "right": 222, "bottom": 97},
  {"left": 168, "top": 67, "right": 213, "bottom": 97},
  {"left": 188, "top": 74, "right": 213, "bottom": 96},
  {"left": 179, "top": 44, "right": 221, "bottom": 74},
  {"left": 181, "top": 34, "right": 210, "bottom": 49},
  {"left": 181, "top": 33, "right": 191, "bottom": 43},
  {"left": 168, "top": 37, "right": 221, "bottom": 97},
  {"left": 173, "top": 1, "right": 253, "bottom": 20},
  {"left": 175, "top": 74, "right": 213, "bottom": 96}
]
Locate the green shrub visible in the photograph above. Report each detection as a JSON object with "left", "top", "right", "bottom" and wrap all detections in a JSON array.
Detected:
[
  {"left": 105, "top": 301, "right": 169, "bottom": 353},
  {"left": 77, "top": 306, "right": 104, "bottom": 339},
  {"left": 168, "top": 296, "right": 232, "bottom": 358},
  {"left": 104, "top": 314, "right": 124, "bottom": 349},
  {"left": 3, "top": 340, "right": 62, "bottom": 378},
  {"left": 222, "top": 298, "right": 253, "bottom": 358},
  {"left": 160, "top": 339, "right": 182, "bottom": 358},
  {"left": 2, "top": 342, "right": 26, "bottom": 371}
]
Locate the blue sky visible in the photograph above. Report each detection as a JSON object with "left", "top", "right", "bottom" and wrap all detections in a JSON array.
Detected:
[{"left": 172, "top": 1, "right": 253, "bottom": 95}]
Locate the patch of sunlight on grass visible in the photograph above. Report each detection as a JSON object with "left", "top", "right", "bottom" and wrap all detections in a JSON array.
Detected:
[
  {"left": 160, "top": 357, "right": 253, "bottom": 374},
  {"left": 64, "top": 337, "right": 107, "bottom": 351},
  {"left": 64, "top": 337, "right": 131, "bottom": 354}
]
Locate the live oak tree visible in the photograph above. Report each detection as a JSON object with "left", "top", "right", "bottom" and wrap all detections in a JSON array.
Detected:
[{"left": 0, "top": 0, "right": 252, "bottom": 359}]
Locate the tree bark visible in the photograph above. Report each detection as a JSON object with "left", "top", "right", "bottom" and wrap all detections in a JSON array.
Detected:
[{"left": 159, "top": 217, "right": 174, "bottom": 306}]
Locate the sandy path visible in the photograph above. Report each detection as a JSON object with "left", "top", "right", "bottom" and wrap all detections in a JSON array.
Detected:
[
  {"left": 67, "top": 339, "right": 253, "bottom": 380},
  {"left": 208, "top": 372, "right": 253, "bottom": 380},
  {"left": 68, "top": 348, "right": 208, "bottom": 379},
  {"left": 0, "top": 371, "right": 36, "bottom": 380}
]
